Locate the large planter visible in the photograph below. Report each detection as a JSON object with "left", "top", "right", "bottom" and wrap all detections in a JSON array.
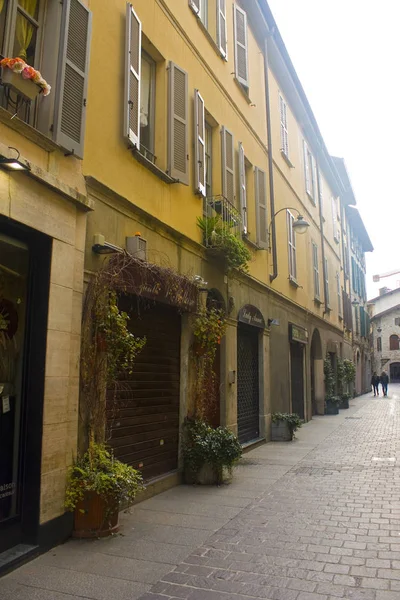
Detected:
[
  {"left": 72, "top": 492, "right": 119, "bottom": 539},
  {"left": 340, "top": 398, "right": 350, "bottom": 409},
  {"left": 271, "top": 420, "right": 292, "bottom": 441},
  {"left": 185, "top": 463, "right": 232, "bottom": 485},
  {"left": 325, "top": 401, "right": 339, "bottom": 415},
  {"left": 1, "top": 68, "right": 41, "bottom": 101}
]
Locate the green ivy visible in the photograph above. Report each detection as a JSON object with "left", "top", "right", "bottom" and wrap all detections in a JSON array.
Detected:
[
  {"left": 343, "top": 359, "right": 356, "bottom": 384},
  {"left": 324, "top": 355, "right": 336, "bottom": 399},
  {"left": 271, "top": 412, "right": 303, "bottom": 438},
  {"left": 182, "top": 419, "right": 242, "bottom": 485},
  {"left": 65, "top": 442, "right": 144, "bottom": 512},
  {"left": 192, "top": 307, "right": 226, "bottom": 361}
]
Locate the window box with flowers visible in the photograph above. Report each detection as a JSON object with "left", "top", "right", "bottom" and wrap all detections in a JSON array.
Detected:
[{"left": 1, "top": 57, "right": 51, "bottom": 100}]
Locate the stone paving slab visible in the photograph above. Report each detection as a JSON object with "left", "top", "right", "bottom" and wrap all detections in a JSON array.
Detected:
[{"left": 3, "top": 389, "right": 395, "bottom": 600}]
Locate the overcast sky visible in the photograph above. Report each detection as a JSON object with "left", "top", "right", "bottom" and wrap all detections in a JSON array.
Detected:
[{"left": 267, "top": 0, "right": 400, "bottom": 298}]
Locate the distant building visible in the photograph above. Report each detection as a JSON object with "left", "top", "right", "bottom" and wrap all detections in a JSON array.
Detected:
[{"left": 368, "top": 288, "right": 400, "bottom": 382}]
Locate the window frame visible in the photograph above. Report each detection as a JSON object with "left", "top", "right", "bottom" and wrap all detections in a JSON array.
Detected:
[
  {"left": 377, "top": 337, "right": 382, "bottom": 352},
  {"left": 324, "top": 257, "right": 330, "bottom": 308},
  {"left": 390, "top": 335, "right": 400, "bottom": 351},
  {"left": 336, "top": 271, "right": 342, "bottom": 318},
  {"left": 303, "top": 140, "right": 317, "bottom": 203}
]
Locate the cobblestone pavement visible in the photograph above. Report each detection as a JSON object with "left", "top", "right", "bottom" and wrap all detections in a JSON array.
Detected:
[
  {"left": 140, "top": 387, "right": 400, "bottom": 600},
  {"left": 3, "top": 387, "right": 400, "bottom": 600}
]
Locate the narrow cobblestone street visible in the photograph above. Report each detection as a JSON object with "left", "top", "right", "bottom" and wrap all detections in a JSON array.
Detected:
[{"left": 3, "top": 388, "right": 400, "bottom": 600}]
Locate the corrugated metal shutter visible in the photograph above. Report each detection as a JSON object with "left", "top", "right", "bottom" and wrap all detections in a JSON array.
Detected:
[
  {"left": 54, "top": 0, "right": 92, "bottom": 158},
  {"left": 233, "top": 4, "right": 248, "bottom": 88},
  {"left": 168, "top": 62, "right": 189, "bottom": 184},
  {"left": 124, "top": 3, "right": 142, "bottom": 147}
]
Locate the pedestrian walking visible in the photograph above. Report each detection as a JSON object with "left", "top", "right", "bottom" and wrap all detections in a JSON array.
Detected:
[
  {"left": 371, "top": 372, "right": 380, "bottom": 396},
  {"left": 380, "top": 371, "right": 389, "bottom": 396}
]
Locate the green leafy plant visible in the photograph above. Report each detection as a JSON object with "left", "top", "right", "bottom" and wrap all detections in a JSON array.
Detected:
[
  {"left": 197, "top": 216, "right": 251, "bottom": 273},
  {"left": 182, "top": 419, "right": 242, "bottom": 485},
  {"left": 325, "top": 395, "right": 341, "bottom": 407},
  {"left": 65, "top": 442, "right": 144, "bottom": 513},
  {"left": 271, "top": 412, "right": 303, "bottom": 439},
  {"left": 324, "top": 355, "right": 336, "bottom": 399},
  {"left": 343, "top": 359, "right": 356, "bottom": 385},
  {"left": 192, "top": 307, "right": 226, "bottom": 361}
]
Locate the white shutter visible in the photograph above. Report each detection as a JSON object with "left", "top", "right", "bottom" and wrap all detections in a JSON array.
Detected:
[
  {"left": 54, "top": 0, "right": 92, "bottom": 158},
  {"left": 123, "top": 3, "right": 141, "bottom": 148},
  {"left": 168, "top": 62, "right": 189, "bottom": 184},
  {"left": 287, "top": 211, "right": 296, "bottom": 280},
  {"left": 217, "top": 0, "right": 227, "bottom": 59},
  {"left": 332, "top": 197, "right": 338, "bottom": 241},
  {"left": 233, "top": 4, "right": 248, "bottom": 88},
  {"left": 325, "top": 258, "right": 330, "bottom": 306},
  {"left": 238, "top": 142, "right": 247, "bottom": 234},
  {"left": 189, "top": 0, "right": 200, "bottom": 16},
  {"left": 255, "top": 167, "right": 268, "bottom": 249},
  {"left": 279, "top": 94, "right": 288, "bottom": 156},
  {"left": 221, "top": 126, "right": 234, "bottom": 204},
  {"left": 312, "top": 242, "right": 320, "bottom": 298},
  {"left": 194, "top": 89, "right": 206, "bottom": 196},
  {"left": 303, "top": 140, "right": 311, "bottom": 195},
  {"left": 311, "top": 155, "right": 317, "bottom": 201}
]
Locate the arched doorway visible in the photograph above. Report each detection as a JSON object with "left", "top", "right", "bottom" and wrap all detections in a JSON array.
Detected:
[
  {"left": 205, "top": 289, "right": 225, "bottom": 427},
  {"left": 390, "top": 362, "right": 400, "bottom": 383},
  {"left": 310, "top": 328, "right": 323, "bottom": 415}
]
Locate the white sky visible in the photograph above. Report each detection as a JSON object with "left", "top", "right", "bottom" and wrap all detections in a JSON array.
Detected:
[{"left": 266, "top": 0, "right": 400, "bottom": 298}]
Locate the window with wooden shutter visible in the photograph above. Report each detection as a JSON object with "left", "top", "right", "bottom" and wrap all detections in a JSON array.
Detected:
[
  {"left": 255, "top": 167, "right": 268, "bottom": 249},
  {"left": 54, "top": 0, "right": 92, "bottom": 158},
  {"left": 238, "top": 142, "right": 247, "bottom": 234},
  {"left": 312, "top": 242, "right": 320, "bottom": 299},
  {"left": 189, "top": 0, "right": 201, "bottom": 16},
  {"left": 336, "top": 272, "right": 342, "bottom": 317},
  {"left": 287, "top": 211, "right": 297, "bottom": 280},
  {"left": 303, "top": 140, "right": 317, "bottom": 202},
  {"left": 217, "top": 0, "right": 227, "bottom": 59},
  {"left": 194, "top": 89, "right": 206, "bottom": 196},
  {"left": 332, "top": 197, "right": 339, "bottom": 242},
  {"left": 279, "top": 94, "right": 289, "bottom": 157},
  {"left": 377, "top": 337, "right": 382, "bottom": 352},
  {"left": 324, "top": 258, "right": 330, "bottom": 307},
  {"left": 221, "top": 126, "right": 234, "bottom": 205},
  {"left": 123, "top": 3, "right": 141, "bottom": 148},
  {"left": 168, "top": 62, "right": 189, "bottom": 184},
  {"left": 233, "top": 4, "right": 248, "bottom": 89}
]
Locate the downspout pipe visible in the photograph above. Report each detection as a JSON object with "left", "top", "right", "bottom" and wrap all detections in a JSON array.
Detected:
[{"left": 263, "top": 36, "right": 277, "bottom": 283}]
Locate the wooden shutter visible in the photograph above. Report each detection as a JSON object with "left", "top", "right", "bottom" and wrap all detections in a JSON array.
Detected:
[
  {"left": 233, "top": 4, "right": 248, "bottom": 88},
  {"left": 54, "top": 0, "right": 92, "bottom": 158},
  {"left": 238, "top": 142, "right": 247, "bottom": 234},
  {"left": 221, "top": 126, "right": 234, "bottom": 204},
  {"left": 124, "top": 3, "right": 141, "bottom": 147},
  {"left": 312, "top": 242, "right": 320, "bottom": 298},
  {"left": 287, "top": 211, "right": 296, "bottom": 279},
  {"left": 189, "top": 0, "right": 200, "bottom": 15},
  {"left": 325, "top": 258, "right": 330, "bottom": 306},
  {"left": 168, "top": 62, "right": 189, "bottom": 184},
  {"left": 279, "top": 94, "right": 288, "bottom": 156},
  {"left": 311, "top": 155, "right": 317, "bottom": 200},
  {"left": 303, "top": 140, "right": 311, "bottom": 195},
  {"left": 217, "top": 0, "right": 227, "bottom": 59},
  {"left": 255, "top": 167, "right": 268, "bottom": 249},
  {"left": 194, "top": 90, "right": 206, "bottom": 196}
]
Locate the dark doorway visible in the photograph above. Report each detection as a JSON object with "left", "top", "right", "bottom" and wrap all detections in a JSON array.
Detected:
[
  {"left": 390, "top": 363, "right": 400, "bottom": 383},
  {"left": 310, "top": 329, "right": 322, "bottom": 416},
  {"left": 290, "top": 343, "right": 304, "bottom": 419},
  {"left": 237, "top": 323, "right": 259, "bottom": 444}
]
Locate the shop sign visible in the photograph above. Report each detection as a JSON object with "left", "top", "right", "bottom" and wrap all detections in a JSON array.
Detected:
[
  {"left": 289, "top": 323, "right": 308, "bottom": 344},
  {"left": 238, "top": 305, "right": 265, "bottom": 329}
]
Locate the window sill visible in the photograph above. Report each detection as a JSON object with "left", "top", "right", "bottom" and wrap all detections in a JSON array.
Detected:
[
  {"left": 242, "top": 233, "right": 259, "bottom": 250},
  {"left": 132, "top": 146, "right": 178, "bottom": 184},
  {"left": 190, "top": 7, "right": 227, "bottom": 62},
  {"left": 306, "top": 191, "right": 316, "bottom": 205},
  {"left": 289, "top": 276, "right": 300, "bottom": 288},
  {"left": 0, "top": 106, "right": 60, "bottom": 152},
  {"left": 334, "top": 236, "right": 340, "bottom": 244},
  {"left": 233, "top": 78, "right": 252, "bottom": 104},
  {"left": 281, "top": 150, "right": 295, "bottom": 168}
]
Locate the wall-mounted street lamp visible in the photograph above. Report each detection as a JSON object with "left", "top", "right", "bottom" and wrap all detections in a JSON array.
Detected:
[
  {"left": 0, "top": 147, "right": 30, "bottom": 172},
  {"left": 92, "top": 234, "right": 123, "bottom": 255},
  {"left": 268, "top": 207, "right": 310, "bottom": 249},
  {"left": 351, "top": 299, "right": 360, "bottom": 307}
]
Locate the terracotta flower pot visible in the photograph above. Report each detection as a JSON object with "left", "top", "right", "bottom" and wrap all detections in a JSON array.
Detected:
[
  {"left": 72, "top": 491, "right": 119, "bottom": 538},
  {"left": 2, "top": 68, "right": 41, "bottom": 101}
]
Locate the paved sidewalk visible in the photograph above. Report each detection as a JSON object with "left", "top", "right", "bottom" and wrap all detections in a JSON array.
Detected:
[{"left": 3, "top": 387, "right": 400, "bottom": 600}]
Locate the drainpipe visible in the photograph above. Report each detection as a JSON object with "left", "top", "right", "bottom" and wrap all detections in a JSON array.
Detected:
[
  {"left": 263, "top": 36, "right": 277, "bottom": 283},
  {"left": 316, "top": 164, "right": 328, "bottom": 314}
]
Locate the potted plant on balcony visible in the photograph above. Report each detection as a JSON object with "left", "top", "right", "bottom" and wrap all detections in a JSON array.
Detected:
[
  {"left": 197, "top": 215, "right": 251, "bottom": 273},
  {"left": 271, "top": 412, "right": 303, "bottom": 441},
  {"left": 0, "top": 57, "right": 51, "bottom": 100},
  {"left": 183, "top": 419, "right": 242, "bottom": 485}
]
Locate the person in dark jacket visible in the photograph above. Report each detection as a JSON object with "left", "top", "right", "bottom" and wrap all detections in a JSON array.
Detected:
[
  {"left": 380, "top": 371, "right": 389, "bottom": 397},
  {"left": 371, "top": 372, "right": 380, "bottom": 396}
]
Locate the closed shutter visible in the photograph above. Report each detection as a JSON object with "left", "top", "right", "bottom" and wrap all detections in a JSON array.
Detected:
[
  {"left": 217, "top": 0, "right": 227, "bottom": 59},
  {"left": 168, "top": 62, "right": 189, "bottom": 184},
  {"left": 325, "top": 258, "right": 330, "bottom": 306},
  {"left": 311, "top": 154, "right": 317, "bottom": 200},
  {"left": 303, "top": 140, "right": 311, "bottom": 195},
  {"left": 279, "top": 94, "right": 288, "bottom": 156},
  {"left": 194, "top": 89, "right": 206, "bottom": 196},
  {"left": 123, "top": 3, "right": 141, "bottom": 147},
  {"left": 233, "top": 4, "right": 248, "bottom": 88},
  {"left": 287, "top": 211, "right": 296, "bottom": 280},
  {"left": 189, "top": 0, "right": 200, "bottom": 15},
  {"left": 54, "top": 0, "right": 92, "bottom": 158},
  {"left": 221, "top": 126, "right": 234, "bottom": 204},
  {"left": 238, "top": 142, "right": 247, "bottom": 234},
  {"left": 255, "top": 167, "right": 268, "bottom": 249},
  {"left": 312, "top": 242, "right": 320, "bottom": 298}
]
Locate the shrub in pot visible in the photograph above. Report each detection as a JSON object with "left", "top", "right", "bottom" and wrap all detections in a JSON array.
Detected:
[
  {"left": 339, "top": 392, "right": 351, "bottom": 409},
  {"left": 183, "top": 419, "right": 242, "bottom": 485},
  {"left": 65, "top": 443, "right": 144, "bottom": 538},
  {"left": 325, "top": 396, "right": 340, "bottom": 415},
  {"left": 271, "top": 412, "right": 302, "bottom": 441}
]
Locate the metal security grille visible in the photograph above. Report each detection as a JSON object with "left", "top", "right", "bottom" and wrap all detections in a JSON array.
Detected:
[{"left": 237, "top": 324, "right": 259, "bottom": 444}]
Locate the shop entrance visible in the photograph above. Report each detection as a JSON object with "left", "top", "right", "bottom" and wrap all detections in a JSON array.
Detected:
[
  {"left": 290, "top": 343, "right": 305, "bottom": 419},
  {"left": 390, "top": 362, "right": 400, "bottom": 383}
]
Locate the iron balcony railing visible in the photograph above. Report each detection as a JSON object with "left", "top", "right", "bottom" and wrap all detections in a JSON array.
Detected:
[{"left": 201, "top": 195, "right": 242, "bottom": 248}]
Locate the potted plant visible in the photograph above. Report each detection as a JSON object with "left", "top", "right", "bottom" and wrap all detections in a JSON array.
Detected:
[
  {"left": 182, "top": 419, "right": 242, "bottom": 485},
  {"left": 65, "top": 442, "right": 143, "bottom": 538},
  {"left": 197, "top": 215, "right": 251, "bottom": 273},
  {"left": 1, "top": 57, "right": 51, "bottom": 100},
  {"left": 271, "top": 412, "right": 302, "bottom": 441},
  {"left": 325, "top": 395, "right": 340, "bottom": 415},
  {"left": 339, "top": 392, "right": 351, "bottom": 409},
  {"left": 343, "top": 359, "right": 356, "bottom": 397}
]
